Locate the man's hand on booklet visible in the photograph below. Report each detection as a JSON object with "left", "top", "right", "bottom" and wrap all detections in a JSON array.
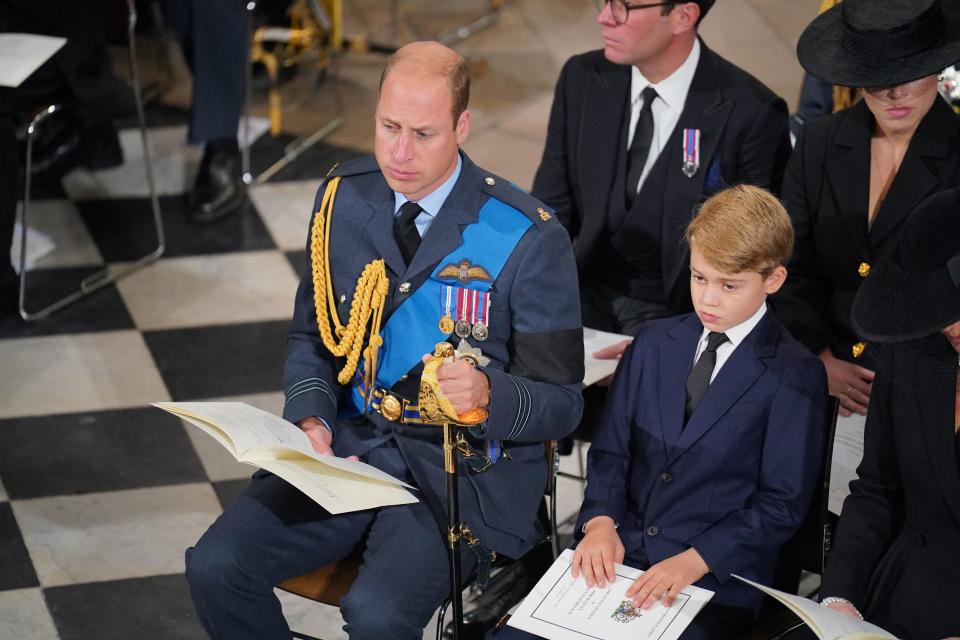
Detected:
[
  {"left": 571, "top": 516, "right": 625, "bottom": 588},
  {"left": 625, "top": 548, "right": 709, "bottom": 610},
  {"left": 298, "top": 417, "right": 359, "bottom": 461},
  {"left": 592, "top": 339, "right": 632, "bottom": 386}
]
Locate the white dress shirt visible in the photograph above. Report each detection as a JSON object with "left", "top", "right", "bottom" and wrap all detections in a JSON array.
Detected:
[
  {"left": 693, "top": 302, "right": 767, "bottom": 383},
  {"left": 628, "top": 38, "right": 701, "bottom": 194}
]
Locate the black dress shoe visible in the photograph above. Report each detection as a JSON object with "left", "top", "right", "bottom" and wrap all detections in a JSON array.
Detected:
[{"left": 188, "top": 146, "right": 245, "bottom": 223}]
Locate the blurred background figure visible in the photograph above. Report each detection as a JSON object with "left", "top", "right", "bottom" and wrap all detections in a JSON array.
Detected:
[
  {"left": 773, "top": 0, "right": 960, "bottom": 417},
  {"left": 163, "top": 0, "right": 249, "bottom": 222},
  {"left": 0, "top": 0, "right": 133, "bottom": 318}
]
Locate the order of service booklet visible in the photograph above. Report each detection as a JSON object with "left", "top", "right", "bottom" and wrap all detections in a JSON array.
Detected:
[
  {"left": 507, "top": 549, "right": 714, "bottom": 640},
  {"left": 732, "top": 575, "right": 897, "bottom": 640},
  {"left": 153, "top": 401, "right": 418, "bottom": 514}
]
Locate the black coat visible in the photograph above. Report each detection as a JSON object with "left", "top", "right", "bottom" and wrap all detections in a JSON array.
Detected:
[
  {"left": 773, "top": 98, "right": 960, "bottom": 364},
  {"left": 531, "top": 41, "right": 791, "bottom": 315},
  {"left": 820, "top": 339, "right": 960, "bottom": 639}
]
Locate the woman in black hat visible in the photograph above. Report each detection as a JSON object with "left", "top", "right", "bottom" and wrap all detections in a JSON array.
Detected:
[
  {"left": 773, "top": 0, "right": 960, "bottom": 419},
  {"left": 817, "top": 188, "right": 960, "bottom": 638}
]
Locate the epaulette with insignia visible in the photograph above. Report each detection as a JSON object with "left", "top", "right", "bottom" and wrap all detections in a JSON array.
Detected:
[
  {"left": 326, "top": 155, "right": 380, "bottom": 179},
  {"left": 479, "top": 172, "right": 556, "bottom": 226}
]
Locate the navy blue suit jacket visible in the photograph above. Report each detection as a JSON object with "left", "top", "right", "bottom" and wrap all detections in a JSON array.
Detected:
[{"left": 574, "top": 310, "right": 827, "bottom": 612}]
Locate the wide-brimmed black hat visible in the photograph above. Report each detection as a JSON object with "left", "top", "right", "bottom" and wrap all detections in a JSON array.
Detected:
[
  {"left": 797, "top": 0, "right": 960, "bottom": 87},
  {"left": 852, "top": 188, "right": 960, "bottom": 343}
]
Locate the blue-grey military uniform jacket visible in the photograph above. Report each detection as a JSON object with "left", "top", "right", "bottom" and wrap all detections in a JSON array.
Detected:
[{"left": 282, "top": 152, "right": 585, "bottom": 559}]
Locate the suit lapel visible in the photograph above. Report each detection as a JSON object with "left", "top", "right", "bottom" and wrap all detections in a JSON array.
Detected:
[
  {"left": 361, "top": 179, "right": 407, "bottom": 277},
  {"left": 659, "top": 316, "right": 702, "bottom": 450},
  {"left": 824, "top": 102, "right": 871, "bottom": 258},
  {"left": 661, "top": 44, "right": 734, "bottom": 297},
  {"left": 869, "top": 98, "right": 957, "bottom": 247},
  {"left": 670, "top": 311, "right": 776, "bottom": 460},
  {"left": 575, "top": 62, "right": 631, "bottom": 264},
  {"left": 914, "top": 358, "right": 960, "bottom": 525},
  {"left": 404, "top": 153, "right": 483, "bottom": 283}
]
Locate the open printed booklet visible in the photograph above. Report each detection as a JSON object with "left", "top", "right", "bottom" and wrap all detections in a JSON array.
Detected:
[
  {"left": 153, "top": 401, "right": 418, "bottom": 514},
  {"left": 507, "top": 549, "right": 713, "bottom": 640},
  {"left": 732, "top": 575, "right": 898, "bottom": 640}
]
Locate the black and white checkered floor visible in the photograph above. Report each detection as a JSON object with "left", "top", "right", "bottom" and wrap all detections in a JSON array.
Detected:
[
  {"left": 0, "top": 112, "right": 373, "bottom": 639},
  {"left": 0, "top": 109, "right": 587, "bottom": 640}
]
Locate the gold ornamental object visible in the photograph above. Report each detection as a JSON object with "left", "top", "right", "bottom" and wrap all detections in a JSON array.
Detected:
[
  {"left": 858, "top": 262, "right": 871, "bottom": 278},
  {"left": 419, "top": 343, "right": 489, "bottom": 426},
  {"left": 852, "top": 341, "right": 866, "bottom": 359},
  {"left": 439, "top": 315, "right": 456, "bottom": 335},
  {"left": 379, "top": 394, "right": 403, "bottom": 422}
]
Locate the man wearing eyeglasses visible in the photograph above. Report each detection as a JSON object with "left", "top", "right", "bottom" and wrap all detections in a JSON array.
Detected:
[{"left": 533, "top": 0, "right": 790, "bottom": 344}]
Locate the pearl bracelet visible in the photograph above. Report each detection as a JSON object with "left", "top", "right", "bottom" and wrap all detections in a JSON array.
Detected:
[{"left": 820, "top": 597, "right": 864, "bottom": 620}]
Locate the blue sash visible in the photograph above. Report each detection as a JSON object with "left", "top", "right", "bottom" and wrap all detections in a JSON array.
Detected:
[{"left": 349, "top": 197, "right": 532, "bottom": 414}]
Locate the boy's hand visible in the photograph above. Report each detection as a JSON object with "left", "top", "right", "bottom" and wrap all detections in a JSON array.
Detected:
[
  {"left": 571, "top": 516, "right": 624, "bottom": 588},
  {"left": 823, "top": 599, "right": 862, "bottom": 620},
  {"left": 591, "top": 339, "right": 632, "bottom": 386},
  {"left": 625, "top": 548, "right": 708, "bottom": 609}
]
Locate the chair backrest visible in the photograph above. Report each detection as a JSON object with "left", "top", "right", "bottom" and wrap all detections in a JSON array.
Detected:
[{"left": 776, "top": 398, "right": 841, "bottom": 577}]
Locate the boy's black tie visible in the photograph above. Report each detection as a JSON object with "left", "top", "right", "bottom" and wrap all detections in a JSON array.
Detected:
[
  {"left": 625, "top": 86, "right": 658, "bottom": 207},
  {"left": 394, "top": 201, "right": 423, "bottom": 265},
  {"left": 685, "top": 331, "right": 729, "bottom": 422}
]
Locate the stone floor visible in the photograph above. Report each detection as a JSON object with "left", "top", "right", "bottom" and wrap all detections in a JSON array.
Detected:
[{"left": 1, "top": 1, "right": 821, "bottom": 638}]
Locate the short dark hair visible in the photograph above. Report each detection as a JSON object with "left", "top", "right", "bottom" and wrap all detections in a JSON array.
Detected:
[{"left": 661, "top": 0, "right": 715, "bottom": 26}]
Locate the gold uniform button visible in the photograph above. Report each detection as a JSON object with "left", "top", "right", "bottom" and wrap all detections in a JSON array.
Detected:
[
  {"left": 339, "top": 294, "right": 346, "bottom": 304},
  {"left": 484, "top": 177, "right": 496, "bottom": 186},
  {"left": 858, "top": 262, "right": 871, "bottom": 277},
  {"left": 852, "top": 341, "right": 867, "bottom": 359}
]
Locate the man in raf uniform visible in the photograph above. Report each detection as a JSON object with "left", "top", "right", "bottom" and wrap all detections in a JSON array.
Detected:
[{"left": 184, "top": 41, "right": 585, "bottom": 640}]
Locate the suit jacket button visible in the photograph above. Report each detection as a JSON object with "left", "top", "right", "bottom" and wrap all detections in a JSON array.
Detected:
[
  {"left": 646, "top": 526, "right": 659, "bottom": 536},
  {"left": 660, "top": 472, "right": 673, "bottom": 483}
]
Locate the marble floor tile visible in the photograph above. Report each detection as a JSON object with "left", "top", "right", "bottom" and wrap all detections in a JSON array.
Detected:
[
  {"left": 143, "top": 320, "right": 290, "bottom": 401},
  {"left": 278, "top": 589, "right": 349, "bottom": 640},
  {"left": 44, "top": 574, "right": 207, "bottom": 640},
  {"left": 12, "top": 483, "right": 222, "bottom": 587},
  {"left": 77, "top": 195, "right": 276, "bottom": 262},
  {"left": 0, "top": 266, "right": 136, "bottom": 340},
  {"left": 0, "top": 407, "right": 207, "bottom": 501},
  {"left": 0, "top": 331, "right": 170, "bottom": 420},
  {"left": 286, "top": 249, "right": 308, "bottom": 278},
  {"left": 0, "top": 588, "right": 59, "bottom": 640},
  {"left": 0, "top": 502, "right": 40, "bottom": 591},
  {"left": 212, "top": 479, "right": 250, "bottom": 510},
  {"left": 61, "top": 126, "right": 202, "bottom": 200},
  {"left": 114, "top": 250, "right": 299, "bottom": 331},
  {"left": 16, "top": 200, "right": 103, "bottom": 269},
  {"left": 490, "top": 92, "right": 554, "bottom": 146},
  {"left": 248, "top": 180, "right": 323, "bottom": 251},
  {"left": 462, "top": 128, "right": 548, "bottom": 192},
  {"left": 181, "top": 391, "right": 285, "bottom": 482},
  {"left": 0, "top": 476, "right": 7, "bottom": 502}
]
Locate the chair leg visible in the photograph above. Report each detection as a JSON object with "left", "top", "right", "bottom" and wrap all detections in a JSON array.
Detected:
[{"left": 18, "top": 0, "right": 165, "bottom": 321}]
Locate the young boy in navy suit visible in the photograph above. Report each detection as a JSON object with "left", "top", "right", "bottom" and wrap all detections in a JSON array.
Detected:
[{"left": 496, "top": 185, "right": 828, "bottom": 639}]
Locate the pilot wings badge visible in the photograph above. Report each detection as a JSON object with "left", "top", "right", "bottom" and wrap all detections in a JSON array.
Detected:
[{"left": 437, "top": 259, "right": 492, "bottom": 284}]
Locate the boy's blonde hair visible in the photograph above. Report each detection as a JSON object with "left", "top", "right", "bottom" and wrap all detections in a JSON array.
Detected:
[{"left": 685, "top": 185, "right": 793, "bottom": 277}]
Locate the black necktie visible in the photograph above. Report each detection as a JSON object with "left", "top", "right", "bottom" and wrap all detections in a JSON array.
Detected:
[
  {"left": 393, "top": 201, "right": 422, "bottom": 265},
  {"left": 625, "top": 86, "right": 658, "bottom": 207},
  {"left": 685, "top": 331, "right": 729, "bottom": 422}
]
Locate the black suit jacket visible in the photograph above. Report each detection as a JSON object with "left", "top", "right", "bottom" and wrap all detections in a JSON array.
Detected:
[
  {"left": 532, "top": 41, "right": 791, "bottom": 314},
  {"left": 773, "top": 98, "right": 960, "bottom": 363},
  {"left": 820, "top": 339, "right": 960, "bottom": 638}
]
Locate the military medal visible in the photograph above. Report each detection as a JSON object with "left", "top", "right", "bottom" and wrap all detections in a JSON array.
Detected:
[
  {"left": 681, "top": 128, "right": 700, "bottom": 178},
  {"left": 438, "top": 285, "right": 455, "bottom": 334},
  {"left": 455, "top": 287, "right": 473, "bottom": 337},
  {"left": 471, "top": 289, "right": 491, "bottom": 341}
]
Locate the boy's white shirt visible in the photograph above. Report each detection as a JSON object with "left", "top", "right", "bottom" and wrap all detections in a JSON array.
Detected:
[{"left": 693, "top": 302, "right": 767, "bottom": 383}]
